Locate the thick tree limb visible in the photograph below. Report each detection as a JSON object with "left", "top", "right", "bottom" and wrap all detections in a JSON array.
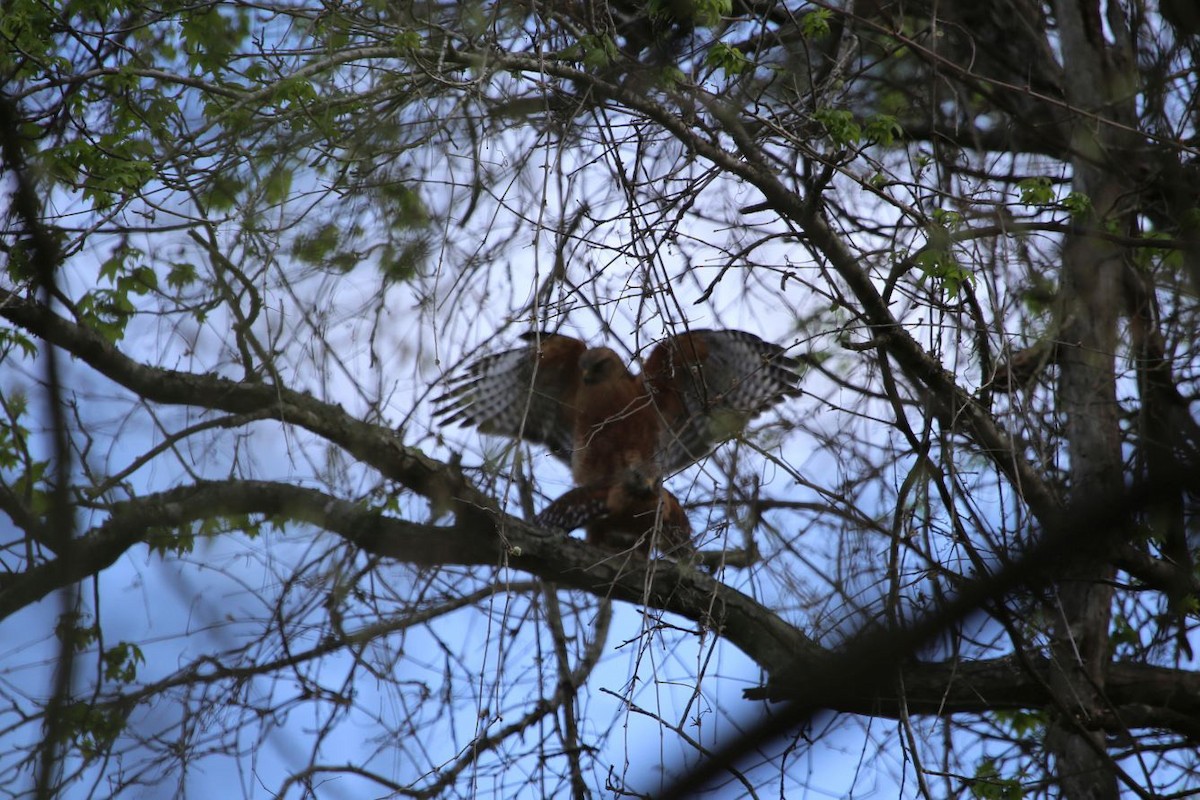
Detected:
[
  {"left": 3, "top": 474, "right": 1196, "bottom": 753},
  {"left": 0, "top": 478, "right": 820, "bottom": 678},
  {"left": 3, "top": 477, "right": 1197, "bottom": 745},
  {"left": 0, "top": 289, "right": 489, "bottom": 517},
  {"left": 750, "top": 654, "right": 1200, "bottom": 735}
]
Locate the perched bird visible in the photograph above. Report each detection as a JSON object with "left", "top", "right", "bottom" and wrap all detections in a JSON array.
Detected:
[
  {"left": 534, "top": 467, "right": 693, "bottom": 557},
  {"left": 436, "top": 327, "right": 800, "bottom": 555},
  {"left": 435, "top": 328, "right": 801, "bottom": 486}
]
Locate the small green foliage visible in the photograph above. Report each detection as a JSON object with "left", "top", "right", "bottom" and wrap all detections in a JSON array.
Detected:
[
  {"left": 660, "top": 65, "right": 686, "bottom": 87},
  {"left": 292, "top": 222, "right": 342, "bottom": 265},
  {"left": 58, "top": 702, "right": 127, "bottom": 762},
  {"left": 78, "top": 291, "right": 134, "bottom": 343},
  {"left": 812, "top": 108, "right": 861, "bottom": 146},
  {"left": 1061, "top": 191, "right": 1092, "bottom": 218},
  {"left": 10, "top": 460, "right": 49, "bottom": 514},
  {"left": 916, "top": 249, "right": 972, "bottom": 297},
  {"left": 0, "top": 327, "right": 37, "bottom": 360},
  {"left": 1110, "top": 614, "right": 1140, "bottom": 650},
  {"left": 968, "top": 758, "right": 1024, "bottom": 800},
  {"left": 863, "top": 114, "right": 901, "bottom": 145},
  {"left": 579, "top": 34, "right": 617, "bottom": 70},
  {"left": 995, "top": 709, "right": 1047, "bottom": 738},
  {"left": 706, "top": 42, "right": 749, "bottom": 76},
  {"left": 800, "top": 9, "right": 833, "bottom": 38},
  {"left": 1018, "top": 178, "right": 1092, "bottom": 218},
  {"left": 931, "top": 207, "right": 963, "bottom": 228},
  {"left": 147, "top": 513, "right": 262, "bottom": 557},
  {"left": 693, "top": 0, "right": 733, "bottom": 27},
  {"left": 180, "top": 6, "right": 249, "bottom": 76},
  {"left": 394, "top": 29, "right": 421, "bottom": 49},
  {"left": 55, "top": 611, "right": 100, "bottom": 652},
  {"left": 42, "top": 135, "right": 156, "bottom": 209},
  {"left": 2, "top": 237, "right": 40, "bottom": 284},
  {"left": 102, "top": 642, "right": 145, "bottom": 683},
  {"left": 1017, "top": 177, "right": 1054, "bottom": 206},
  {"left": 651, "top": 0, "right": 731, "bottom": 27},
  {"left": 263, "top": 165, "right": 293, "bottom": 206},
  {"left": 84, "top": 155, "right": 155, "bottom": 208},
  {"left": 0, "top": 0, "right": 59, "bottom": 78},
  {"left": 166, "top": 262, "right": 198, "bottom": 290},
  {"left": 381, "top": 183, "right": 429, "bottom": 228},
  {"left": 272, "top": 75, "right": 318, "bottom": 110},
  {"left": 121, "top": 265, "right": 158, "bottom": 295},
  {"left": 147, "top": 524, "right": 194, "bottom": 555},
  {"left": 0, "top": 391, "right": 30, "bottom": 469},
  {"left": 917, "top": 210, "right": 972, "bottom": 297},
  {"left": 82, "top": 249, "right": 159, "bottom": 342},
  {"left": 202, "top": 172, "right": 245, "bottom": 213},
  {"left": 380, "top": 237, "right": 430, "bottom": 283}
]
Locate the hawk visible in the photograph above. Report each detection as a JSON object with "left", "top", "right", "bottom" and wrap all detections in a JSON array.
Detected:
[
  {"left": 435, "top": 327, "right": 800, "bottom": 553},
  {"left": 435, "top": 328, "right": 801, "bottom": 485}
]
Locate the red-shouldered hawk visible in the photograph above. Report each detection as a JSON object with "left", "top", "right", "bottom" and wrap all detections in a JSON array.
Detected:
[
  {"left": 436, "top": 327, "right": 799, "bottom": 554},
  {"left": 435, "top": 328, "right": 801, "bottom": 485},
  {"left": 535, "top": 467, "right": 692, "bottom": 557}
]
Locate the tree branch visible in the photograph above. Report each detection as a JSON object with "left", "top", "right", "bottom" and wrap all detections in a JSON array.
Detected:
[
  {"left": 0, "top": 289, "right": 489, "bottom": 517},
  {"left": 0, "top": 478, "right": 821, "bottom": 679}
]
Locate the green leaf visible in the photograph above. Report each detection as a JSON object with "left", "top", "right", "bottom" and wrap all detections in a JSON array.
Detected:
[
  {"left": 167, "top": 262, "right": 198, "bottom": 290},
  {"left": 380, "top": 236, "right": 430, "bottom": 283},
  {"left": 292, "top": 222, "right": 342, "bottom": 265},
  {"left": 180, "top": 6, "right": 249, "bottom": 76},
  {"left": 706, "top": 42, "right": 749, "bottom": 77},
  {"left": 812, "top": 108, "right": 861, "bottom": 146},
  {"left": 0, "top": 327, "right": 37, "bottom": 360},
  {"left": 99, "top": 254, "right": 123, "bottom": 284},
  {"left": 273, "top": 75, "right": 318, "bottom": 109},
  {"left": 1017, "top": 177, "right": 1054, "bottom": 206},
  {"left": 968, "top": 758, "right": 1024, "bottom": 800},
  {"left": 1061, "top": 191, "right": 1092, "bottom": 218},
  {"left": 994, "top": 709, "right": 1047, "bottom": 738},
  {"left": 78, "top": 290, "right": 136, "bottom": 343},
  {"left": 57, "top": 701, "right": 127, "bottom": 762},
  {"left": 381, "top": 183, "right": 429, "bottom": 228},
  {"left": 203, "top": 172, "right": 245, "bottom": 212},
  {"left": 931, "top": 207, "right": 963, "bottom": 229},
  {"left": 579, "top": 34, "right": 617, "bottom": 70},
  {"left": 102, "top": 642, "right": 146, "bottom": 683},
  {"left": 55, "top": 611, "right": 99, "bottom": 652},
  {"left": 801, "top": 9, "right": 833, "bottom": 38},
  {"left": 264, "top": 165, "right": 294, "bottom": 205},
  {"left": 864, "top": 114, "right": 902, "bottom": 146},
  {"left": 147, "top": 524, "right": 195, "bottom": 555},
  {"left": 394, "top": 30, "right": 421, "bottom": 49},
  {"left": 648, "top": 0, "right": 730, "bottom": 27},
  {"left": 693, "top": 0, "right": 732, "bottom": 27}
]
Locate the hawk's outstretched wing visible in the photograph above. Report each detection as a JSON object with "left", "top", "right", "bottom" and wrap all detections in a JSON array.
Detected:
[
  {"left": 437, "top": 328, "right": 800, "bottom": 480},
  {"left": 434, "top": 332, "right": 586, "bottom": 463},
  {"left": 643, "top": 329, "right": 801, "bottom": 472}
]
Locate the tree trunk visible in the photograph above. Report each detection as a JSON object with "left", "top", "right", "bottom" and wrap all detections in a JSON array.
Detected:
[{"left": 1045, "top": 2, "right": 1138, "bottom": 797}]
